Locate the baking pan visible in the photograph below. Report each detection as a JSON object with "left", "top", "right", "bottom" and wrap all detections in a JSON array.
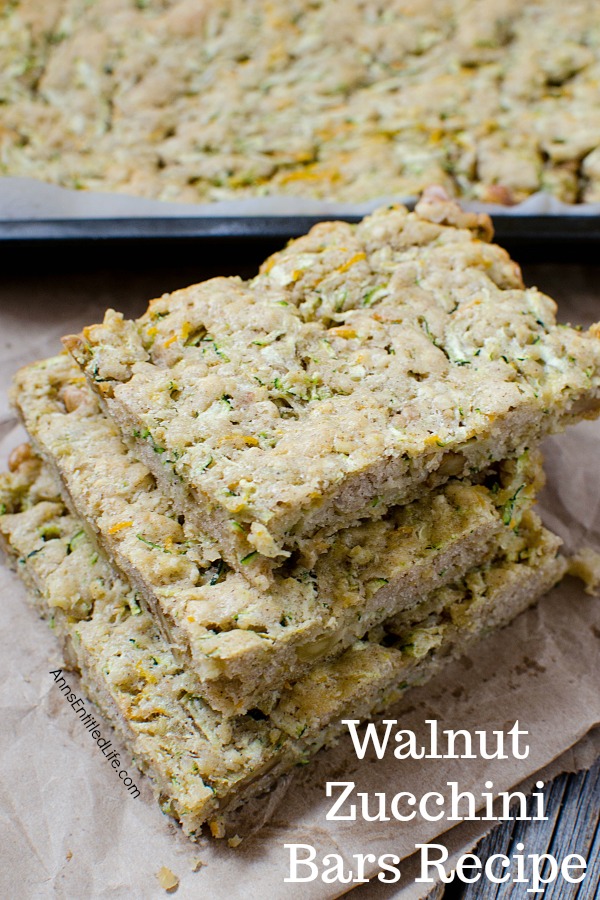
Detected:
[
  {"left": 2, "top": 213, "right": 600, "bottom": 242},
  {"left": 1, "top": 214, "right": 599, "bottom": 268}
]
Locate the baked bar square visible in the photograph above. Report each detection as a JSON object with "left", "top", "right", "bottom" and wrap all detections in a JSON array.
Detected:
[{"left": 64, "top": 197, "right": 600, "bottom": 579}]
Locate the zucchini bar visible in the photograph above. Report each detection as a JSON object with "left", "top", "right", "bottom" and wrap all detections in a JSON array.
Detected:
[
  {"left": 2, "top": 2, "right": 600, "bottom": 205},
  {"left": 13, "top": 354, "right": 543, "bottom": 715},
  {"left": 64, "top": 197, "right": 600, "bottom": 577},
  {"left": 0, "top": 453, "right": 566, "bottom": 839}
]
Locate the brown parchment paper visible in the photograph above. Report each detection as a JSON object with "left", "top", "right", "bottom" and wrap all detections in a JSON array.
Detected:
[{"left": 0, "top": 269, "right": 599, "bottom": 900}]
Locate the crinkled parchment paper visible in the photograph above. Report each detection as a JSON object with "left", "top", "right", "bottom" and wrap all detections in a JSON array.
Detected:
[
  {"left": 3, "top": 176, "right": 600, "bottom": 219},
  {"left": 0, "top": 269, "right": 599, "bottom": 900}
]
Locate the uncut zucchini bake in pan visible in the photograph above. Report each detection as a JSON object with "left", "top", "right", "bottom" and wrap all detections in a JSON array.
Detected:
[
  {"left": 2, "top": 0, "right": 600, "bottom": 205},
  {"left": 2, "top": 194, "right": 600, "bottom": 839}
]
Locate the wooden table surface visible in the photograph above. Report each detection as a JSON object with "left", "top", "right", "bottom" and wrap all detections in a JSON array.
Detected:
[{"left": 443, "top": 757, "right": 600, "bottom": 900}]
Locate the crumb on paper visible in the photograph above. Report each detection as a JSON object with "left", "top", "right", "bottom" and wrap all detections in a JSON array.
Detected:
[
  {"left": 209, "top": 821, "right": 225, "bottom": 839},
  {"left": 228, "top": 835, "right": 243, "bottom": 848},
  {"left": 156, "top": 867, "right": 179, "bottom": 892},
  {"left": 65, "top": 850, "right": 72, "bottom": 861},
  {"left": 191, "top": 858, "right": 205, "bottom": 872},
  {"left": 568, "top": 547, "right": 600, "bottom": 596}
]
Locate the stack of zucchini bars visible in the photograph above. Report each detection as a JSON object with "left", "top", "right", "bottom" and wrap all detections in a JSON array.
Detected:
[{"left": 2, "top": 193, "right": 600, "bottom": 840}]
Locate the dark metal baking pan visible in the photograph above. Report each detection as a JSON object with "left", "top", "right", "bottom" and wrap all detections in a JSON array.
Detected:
[
  {"left": 2, "top": 213, "right": 600, "bottom": 242},
  {"left": 1, "top": 214, "right": 599, "bottom": 268}
]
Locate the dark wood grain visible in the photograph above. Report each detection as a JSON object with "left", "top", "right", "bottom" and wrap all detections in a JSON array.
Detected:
[{"left": 452, "top": 758, "right": 600, "bottom": 900}]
